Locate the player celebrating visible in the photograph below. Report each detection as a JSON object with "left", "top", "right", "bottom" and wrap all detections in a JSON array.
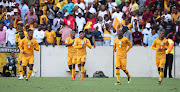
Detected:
[
  {"left": 20, "top": 29, "right": 39, "bottom": 82},
  {"left": 114, "top": 29, "right": 132, "bottom": 85},
  {"left": 65, "top": 31, "right": 77, "bottom": 80},
  {"left": 152, "top": 31, "right": 169, "bottom": 84},
  {"left": 74, "top": 31, "right": 92, "bottom": 81},
  {"left": 17, "top": 30, "right": 25, "bottom": 80}
]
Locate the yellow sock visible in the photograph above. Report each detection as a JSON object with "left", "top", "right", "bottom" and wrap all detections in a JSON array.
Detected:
[
  {"left": 116, "top": 69, "right": 120, "bottom": 83},
  {"left": 70, "top": 69, "right": 72, "bottom": 72},
  {"left": 72, "top": 69, "right": 75, "bottom": 78},
  {"left": 81, "top": 66, "right": 85, "bottom": 79},
  {"left": 124, "top": 70, "right": 130, "bottom": 78},
  {"left": 26, "top": 70, "right": 33, "bottom": 79},
  {"left": 19, "top": 65, "right": 23, "bottom": 77},
  {"left": 159, "top": 72, "right": 164, "bottom": 81},
  {"left": 78, "top": 67, "right": 81, "bottom": 71}
]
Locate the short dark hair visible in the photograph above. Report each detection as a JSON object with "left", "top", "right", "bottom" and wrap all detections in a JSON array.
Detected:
[
  {"left": 79, "top": 31, "right": 84, "bottom": 34},
  {"left": 168, "top": 34, "right": 173, "bottom": 39},
  {"left": 28, "top": 29, "right": 33, "bottom": 32}
]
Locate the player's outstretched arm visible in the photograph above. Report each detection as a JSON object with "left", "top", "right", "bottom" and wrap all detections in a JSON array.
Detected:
[
  {"left": 86, "top": 39, "right": 92, "bottom": 49},
  {"left": 34, "top": 40, "right": 39, "bottom": 51},
  {"left": 151, "top": 39, "right": 158, "bottom": 50},
  {"left": 126, "top": 39, "right": 132, "bottom": 52}
]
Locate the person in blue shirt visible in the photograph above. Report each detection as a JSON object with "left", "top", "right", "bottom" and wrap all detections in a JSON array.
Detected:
[
  {"left": 146, "top": 28, "right": 159, "bottom": 46},
  {"left": 4, "top": 14, "right": 14, "bottom": 29},
  {"left": 63, "top": 0, "right": 74, "bottom": 14}
]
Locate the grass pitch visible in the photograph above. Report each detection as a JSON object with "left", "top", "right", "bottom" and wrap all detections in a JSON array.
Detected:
[{"left": 0, "top": 77, "right": 179, "bottom": 92}]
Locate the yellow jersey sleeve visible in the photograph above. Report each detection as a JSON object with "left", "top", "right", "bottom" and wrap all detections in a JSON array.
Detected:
[
  {"left": 152, "top": 39, "right": 158, "bottom": 50},
  {"left": 126, "top": 38, "right": 132, "bottom": 52}
]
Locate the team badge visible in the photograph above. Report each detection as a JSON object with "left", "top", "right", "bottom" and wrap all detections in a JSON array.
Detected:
[
  {"left": 119, "top": 41, "right": 121, "bottom": 44},
  {"left": 28, "top": 42, "right": 31, "bottom": 45},
  {"left": 160, "top": 42, "right": 163, "bottom": 45}
]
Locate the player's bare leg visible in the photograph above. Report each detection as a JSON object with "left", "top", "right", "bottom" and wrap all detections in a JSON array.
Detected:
[
  {"left": 123, "top": 70, "right": 131, "bottom": 84},
  {"left": 158, "top": 68, "right": 164, "bottom": 84},
  {"left": 71, "top": 64, "right": 75, "bottom": 80},
  {"left": 25, "top": 64, "right": 34, "bottom": 82},
  {"left": 80, "top": 62, "right": 85, "bottom": 81},
  {"left": 115, "top": 67, "right": 120, "bottom": 85}
]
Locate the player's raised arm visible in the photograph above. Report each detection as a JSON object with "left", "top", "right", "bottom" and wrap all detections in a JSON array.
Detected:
[
  {"left": 151, "top": 39, "right": 158, "bottom": 50},
  {"left": 126, "top": 38, "right": 132, "bottom": 52},
  {"left": 86, "top": 39, "right": 92, "bottom": 49}
]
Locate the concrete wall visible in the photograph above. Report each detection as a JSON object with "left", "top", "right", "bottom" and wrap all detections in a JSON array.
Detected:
[{"left": 32, "top": 46, "right": 179, "bottom": 78}]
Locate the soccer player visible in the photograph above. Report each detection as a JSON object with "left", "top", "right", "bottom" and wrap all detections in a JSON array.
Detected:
[
  {"left": 17, "top": 30, "right": 25, "bottom": 80},
  {"left": 113, "top": 29, "right": 132, "bottom": 85},
  {"left": 74, "top": 31, "right": 92, "bottom": 81},
  {"left": 65, "top": 31, "right": 77, "bottom": 80},
  {"left": 152, "top": 31, "right": 169, "bottom": 84},
  {"left": 20, "top": 29, "right": 39, "bottom": 82}
]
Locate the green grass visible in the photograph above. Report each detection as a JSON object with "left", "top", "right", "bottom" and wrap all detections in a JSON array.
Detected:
[{"left": 0, "top": 77, "right": 179, "bottom": 92}]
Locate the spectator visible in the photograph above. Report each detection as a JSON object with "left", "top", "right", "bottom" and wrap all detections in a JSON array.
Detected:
[
  {"left": 142, "top": 8, "right": 153, "bottom": 23},
  {"left": 26, "top": 6, "right": 38, "bottom": 23},
  {"left": 53, "top": 12, "right": 64, "bottom": 32},
  {"left": 122, "top": 26, "right": 133, "bottom": 44},
  {"left": 63, "top": 0, "right": 74, "bottom": 14},
  {"left": 84, "top": 27, "right": 95, "bottom": 47},
  {"left": 3, "top": 51, "right": 18, "bottom": 77},
  {"left": 56, "top": 28, "right": 62, "bottom": 45},
  {"left": 85, "top": 3, "right": 96, "bottom": 14},
  {"left": 146, "top": 28, "right": 159, "bottom": 46},
  {"left": 74, "top": 0, "right": 85, "bottom": 10},
  {"left": 118, "top": 0, "right": 125, "bottom": 12},
  {"left": 142, "top": 23, "right": 152, "bottom": 46},
  {"left": 63, "top": 12, "right": 76, "bottom": 30},
  {"left": 104, "top": 14, "right": 111, "bottom": 27},
  {"left": 4, "top": 14, "right": 14, "bottom": 29},
  {"left": 85, "top": 13, "right": 96, "bottom": 31},
  {"left": 45, "top": 24, "right": 56, "bottom": 47},
  {"left": 47, "top": 3, "right": 55, "bottom": 24},
  {"left": 93, "top": 24, "right": 103, "bottom": 46},
  {"left": 6, "top": 23, "right": 16, "bottom": 47},
  {"left": 19, "top": 0, "right": 29, "bottom": 21},
  {"left": 103, "top": 23, "right": 111, "bottom": 46},
  {"left": 59, "top": 25, "right": 72, "bottom": 44},
  {"left": 0, "top": 7, "right": 6, "bottom": 21},
  {"left": 40, "top": 10, "right": 49, "bottom": 24},
  {"left": 109, "top": 22, "right": 117, "bottom": 46},
  {"left": 0, "top": 23, "right": 6, "bottom": 47},
  {"left": 112, "top": 7, "right": 123, "bottom": 24},
  {"left": 172, "top": 8, "right": 180, "bottom": 22},
  {"left": 98, "top": 5, "right": 110, "bottom": 20},
  {"left": 175, "top": 31, "right": 180, "bottom": 46},
  {"left": 33, "top": 22, "right": 38, "bottom": 31},
  {"left": 161, "top": 9, "right": 172, "bottom": 23},
  {"left": 76, "top": 12, "right": 86, "bottom": 35},
  {"left": 107, "top": 0, "right": 117, "bottom": 13},
  {"left": 122, "top": 2, "right": 133, "bottom": 17},
  {"left": 132, "top": 25, "right": 143, "bottom": 46},
  {"left": 33, "top": 24, "right": 45, "bottom": 45},
  {"left": 129, "top": 0, "right": 139, "bottom": 12}
]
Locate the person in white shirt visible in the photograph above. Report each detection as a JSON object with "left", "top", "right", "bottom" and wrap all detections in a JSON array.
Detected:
[
  {"left": 109, "top": 22, "right": 117, "bottom": 46},
  {"left": 111, "top": 7, "right": 123, "bottom": 23},
  {"left": 76, "top": 13, "right": 86, "bottom": 36},
  {"left": 9, "top": 0, "right": 16, "bottom": 7},
  {"left": 107, "top": 0, "right": 117, "bottom": 13},
  {"left": 161, "top": 9, "right": 172, "bottom": 23},
  {"left": 98, "top": 5, "right": 110, "bottom": 20},
  {"left": 84, "top": 0, "right": 94, "bottom": 7},
  {"left": 53, "top": 12, "right": 63, "bottom": 32},
  {"left": 142, "top": 23, "right": 152, "bottom": 46},
  {"left": 74, "top": 0, "right": 85, "bottom": 10},
  {"left": 6, "top": 23, "right": 16, "bottom": 47},
  {"left": 84, "top": 3, "right": 96, "bottom": 14},
  {"left": 1, "top": 0, "right": 9, "bottom": 7},
  {"left": 33, "top": 24, "right": 45, "bottom": 45}
]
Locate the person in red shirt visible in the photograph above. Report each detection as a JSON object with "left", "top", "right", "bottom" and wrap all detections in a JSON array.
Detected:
[
  {"left": 142, "top": 8, "right": 153, "bottom": 23},
  {"left": 63, "top": 12, "right": 76, "bottom": 30},
  {"left": 132, "top": 24, "right": 143, "bottom": 45},
  {"left": 85, "top": 13, "right": 96, "bottom": 31}
]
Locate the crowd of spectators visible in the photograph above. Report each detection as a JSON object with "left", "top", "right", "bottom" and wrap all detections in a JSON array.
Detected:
[{"left": 0, "top": 0, "right": 180, "bottom": 48}]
